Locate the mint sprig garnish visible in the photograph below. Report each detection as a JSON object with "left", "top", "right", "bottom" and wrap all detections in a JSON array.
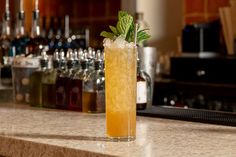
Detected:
[{"left": 100, "top": 11, "right": 151, "bottom": 45}]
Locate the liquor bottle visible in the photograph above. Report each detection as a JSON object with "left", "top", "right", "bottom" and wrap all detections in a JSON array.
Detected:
[
  {"left": 53, "top": 49, "right": 60, "bottom": 70},
  {"left": 59, "top": 49, "right": 67, "bottom": 71},
  {"left": 135, "top": 12, "right": 149, "bottom": 47},
  {"left": 41, "top": 16, "right": 47, "bottom": 39},
  {"left": 29, "top": 51, "right": 48, "bottom": 107},
  {"left": 136, "top": 58, "right": 151, "bottom": 110},
  {"left": 87, "top": 47, "right": 95, "bottom": 70},
  {"left": 41, "top": 51, "right": 59, "bottom": 108},
  {"left": 0, "top": 0, "right": 11, "bottom": 63},
  {"left": 78, "top": 48, "right": 83, "bottom": 59},
  {"left": 73, "top": 49, "right": 80, "bottom": 70},
  {"left": 47, "top": 17, "right": 56, "bottom": 55},
  {"left": 70, "top": 28, "right": 89, "bottom": 50},
  {"left": 63, "top": 15, "right": 72, "bottom": 50},
  {"left": 26, "top": 0, "right": 45, "bottom": 56},
  {"left": 0, "top": 0, "right": 12, "bottom": 87},
  {"left": 11, "top": 0, "right": 29, "bottom": 56},
  {"left": 54, "top": 16, "right": 63, "bottom": 50},
  {"left": 12, "top": 56, "right": 40, "bottom": 103},
  {"left": 65, "top": 49, "right": 75, "bottom": 76},
  {"left": 67, "top": 49, "right": 83, "bottom": 111},
  {"left": 83, "top": 50, "right": 105, "bottom": 113},
  {"left": 94, "top": 50, "right": 105, "bottom": 113},
  {"left": 55, "top": 49, "right": 69, "bottom": 109},
  {"left": 69, "top": 51, "right": 90, "bottom": 112}
]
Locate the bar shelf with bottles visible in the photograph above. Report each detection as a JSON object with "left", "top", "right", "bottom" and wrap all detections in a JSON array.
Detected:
[
  {"left": 0, "top": 0, "right": 152, "bottom": 113},
  {"left": 26, "top": 48, "right": 105, "bottom": 113},
  {"left": 12, "top": 46, "right": 151, "bottom": 113},
  {"left": 0, "top": 0, "right": 89, "bottom": 88}
]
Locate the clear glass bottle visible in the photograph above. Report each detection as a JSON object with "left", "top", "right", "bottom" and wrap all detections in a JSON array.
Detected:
[
  {"left": 136, "top": 58, "right": 151, "bottom": 110},
  {"left": 0, "top": 60, "right": 12, "bottom": 87},
  {"left": 135, "top": 12, "right": 149, "bottom": 47},
  {"left": 0, "top": 0, "right": 11, "bottom": 64},
  {"left": 41, "top": 16, "right": 49, "bottom": 51},
  {"left": 83, "top": 51, "right": 105, "bottom": 113},
  {"left": 0, "top": 0, "right": 12, "bottom": 88},
  {"left": 41, "top": 51, "right": 59, "bottom": 108},
  {"left": 54, "top": 16, "right": 63, "bottom": 50},
  {"left": 73, "top": 49, "right": 80, "bottom": 71},
  {"left": 26, "top": 0, "right": 46, "bottom": 56},
  {"left": 87, "top": 47, "right": 95, "bottom": 70},
  {"left": 66, "top": 49, "right": 79, "bottom": 111},
  {"left": 63, "top": 15, "right": 72, "bottom": 51},
  {"left": 41, "top": 16, "right": 47, "bottom": 39},
  {"left": 47, "top": 17, "right": 56, "bottom": 55},
  {"left": 11, "top": 0, "right": 29, "bottom": 56},
  {"left": 78, "top": 48, "right": 83, "bottom": 59},
  {"left": 29, "top": 51, "right": 48, "bottom": 107},
  {"left": 59, "top": 49, "right": 67, "bottom": 71},
  {"left": 68, "top": 52, "right": 90, "bottom": 111},
  {"left": 55, "top": 50, "right": 68, "bottom": 109},
  {"left": 54, "top": 15, "right": 72, "bottom": 52}
]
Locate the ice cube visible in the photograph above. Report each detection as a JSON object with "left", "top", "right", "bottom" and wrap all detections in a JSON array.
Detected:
[{"left": 103, "top": 37, "right": 134, "bottom": 49}]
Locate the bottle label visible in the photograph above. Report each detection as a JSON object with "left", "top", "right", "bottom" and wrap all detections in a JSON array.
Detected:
[
  {"left": 13, "top": 57, "right": 40, "bottom": 68},
  {"left": 56, "top": 86, "right": 66, "bottom": 106},
  {"left": 137, "top": 81, "right": 147, "bottom": 104},
  {"left": 70, "top": 87, "right": 82, "bottom": 107}
]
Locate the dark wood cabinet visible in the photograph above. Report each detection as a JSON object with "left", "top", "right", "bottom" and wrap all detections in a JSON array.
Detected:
[
  {"left": 0, "top": 0, "right": 121, "bottom": 48},
  {"left": 154, "top": 55, "right": 236, "bottom": 112},
  {"left": 171, "top": 55, "right": 236, "bottom": 84}
]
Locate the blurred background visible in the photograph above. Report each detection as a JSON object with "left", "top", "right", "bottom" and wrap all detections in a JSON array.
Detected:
[
  {"left": 0, "top": 0, "right": 231, "bottom": 51},
  {"left": 1, "top": 0, "right": 236, "bottom": 113}
]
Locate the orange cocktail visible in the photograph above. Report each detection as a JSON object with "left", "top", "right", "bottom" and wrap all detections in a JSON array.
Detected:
[{"left": 104, "top": 38, "right": 137, "bottom": 141}]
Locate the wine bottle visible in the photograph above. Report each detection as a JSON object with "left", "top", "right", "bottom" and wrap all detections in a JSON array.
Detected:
[
  {"left": 26, "top": 0, "right": 46, "bottom": 56},
  {"left": 11, "top": 0, "right": 29, "bottom": 56},
  {"left": 0, "top": 0, "right": 12, "bottom": 87}
]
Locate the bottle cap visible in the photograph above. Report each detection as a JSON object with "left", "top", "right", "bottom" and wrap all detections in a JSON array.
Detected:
[
  {"left": 78, "top": 48, "right": 83, "bottom": 60},
  {"left": 59, "top": 49, "right": 66, "bottom": 67},
  {"left": 53, "top": 50, "right": 60, "bottom": 68},
  {"left": 40, "top": 51, "right": 48, "bottom": 68},
  {"left": 94, "top": 50, "right": 104, "bottom": 70},
  {"left": 73, "top": 49, "right": 79, "bottom": 66},
  {"left": 33, "top": 10, "right": 40, "bottom": 20},
  {"left": 4, "top": 11, "right": 10, "bottom": 21},
  {"left": 80, "top": 50, "right": 89, "bottom": 70},
  {"left": 18, "top": 11, "right": 25, "bottom": 20},
  {"left": 66, "top": 49, "right": 74, "bottom": 69}
]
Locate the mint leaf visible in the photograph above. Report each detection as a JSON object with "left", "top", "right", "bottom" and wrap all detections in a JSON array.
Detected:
[
  {"left": 116, "top": 14, "right": 133, "bottom": 39},
  {"left": 137, "top": 30, "right": 151, "bottom": 44},
  {"left": 118, "top": 11, "right": 128, "bottom": 21},
  {"left": 109, "top": 26, "right": 119, "bottom": 35},
  {"left": 100, "top": 31, "right": 116, "bottom": 39},
  {"left": 100, "top": 10, "right": 151, "bottom": 44},
  {"left": 126, "top": 22, "right": 135, "bottom": 42}
]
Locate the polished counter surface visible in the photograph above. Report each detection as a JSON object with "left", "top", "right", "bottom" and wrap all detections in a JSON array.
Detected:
[{"left": 0, "top": 103, "right": 235, "bottom": 157}]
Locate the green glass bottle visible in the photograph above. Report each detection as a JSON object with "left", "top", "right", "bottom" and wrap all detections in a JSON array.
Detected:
[
  {"left": 29, "top": 51, "right": 48, "bottom": 107},
  {"left": 42, "top": 51, "right": 60, "bottom": 108},
  {"left": 82, "top": 50, "right": 105, "bottom": 113}
]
